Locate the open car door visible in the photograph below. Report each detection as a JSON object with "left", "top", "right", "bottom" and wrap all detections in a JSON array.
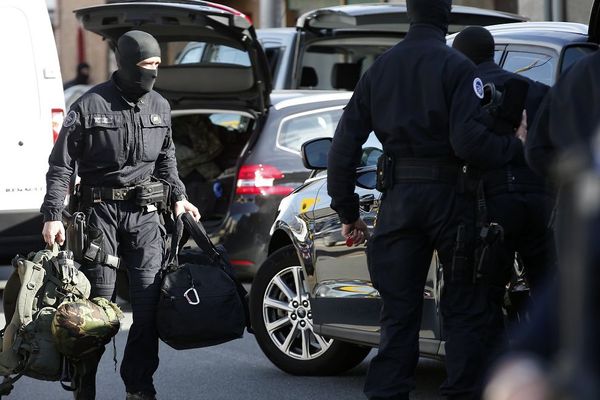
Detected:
[{"left": 76, "top": 1, "right": 272, "bottom": 115}]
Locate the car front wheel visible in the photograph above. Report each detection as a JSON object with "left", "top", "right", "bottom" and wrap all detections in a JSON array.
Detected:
[{"left": 250, "top": 245, "right": 371, "bottom": 375}]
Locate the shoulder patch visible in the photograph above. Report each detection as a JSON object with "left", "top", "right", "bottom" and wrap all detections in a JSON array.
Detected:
[
  {"left": 63, "top": 110, "right": 78, "bottom": 128},
  {"left": 473, "top": 78, "right": 484, "bottom": 99},
  {"left": 151, "top": 114, "right": 162, "bottom": 125}
]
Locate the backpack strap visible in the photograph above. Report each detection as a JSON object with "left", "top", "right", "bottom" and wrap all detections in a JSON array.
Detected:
[{"left": 16, "top": 259, "right": 47, "bottom": 327}]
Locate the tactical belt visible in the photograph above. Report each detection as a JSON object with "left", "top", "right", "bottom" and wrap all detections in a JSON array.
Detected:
[
  {"left": 79, "top": 186, "right": 137, "bottom": 204},
  {"left": 393, "top": 160, "right": 462, "bottom": 184},
  {"left": 481, "top": 166, "right": 549, "bottom": 195}
]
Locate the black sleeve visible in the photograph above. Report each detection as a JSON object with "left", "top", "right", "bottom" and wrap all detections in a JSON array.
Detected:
[
  {"left": 448, "top": 60, "right": 523, "bottom": 169},
  {"left": 40, "top": 107, "right": 82, "bottom": 222},
  {"left": 155, "top": 123, "right": 188, "bottom": 203},
  {"left": 525, "top": 91, "right": 554, "bottom": 178},
  {"left": 327, "top": 73, "right": 373, "bottom": 224},
  {"left": 525, "top": 81, "right": 550, "bottom": 128}
]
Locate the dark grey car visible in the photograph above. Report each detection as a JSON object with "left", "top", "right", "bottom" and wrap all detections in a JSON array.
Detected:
[{"left": 249, "top": 17, "right": 600, "bottom": 375}]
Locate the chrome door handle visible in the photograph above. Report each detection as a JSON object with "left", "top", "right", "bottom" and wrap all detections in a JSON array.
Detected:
[{"left": 359, "top": 194, "right": 375, "bottom": 211}]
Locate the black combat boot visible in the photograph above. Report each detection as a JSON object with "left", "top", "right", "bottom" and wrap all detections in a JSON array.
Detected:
[{"left": 125, "top": 392, "right": 157, "bottom": 400}]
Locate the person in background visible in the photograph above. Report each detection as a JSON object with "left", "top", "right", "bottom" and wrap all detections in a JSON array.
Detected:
[{"left": 64, "top": 62, "right": 91, "bottom": 90}]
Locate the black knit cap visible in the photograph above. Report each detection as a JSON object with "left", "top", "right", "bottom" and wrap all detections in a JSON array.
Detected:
[
  {"left": 452, "top": 26, "right": 495, "bottom": 65},
  {"left": 407, "top": 0, "right": 452, "bottom": 34}
]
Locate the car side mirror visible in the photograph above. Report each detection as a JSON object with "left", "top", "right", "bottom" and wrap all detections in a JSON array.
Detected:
[
  {"left": 356, "top": 170, "right": 377, "bottom": 190},
  {"left": 301, "top": 137, "right": 332, "bottom": 170}
]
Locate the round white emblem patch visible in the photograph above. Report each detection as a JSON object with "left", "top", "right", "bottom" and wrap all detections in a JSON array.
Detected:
[
  {"left": 473, "top": 78, "right": 484, "bottom": 99},
  {"left": 63, "top": 110, "right": 78, "bottom": 128}
]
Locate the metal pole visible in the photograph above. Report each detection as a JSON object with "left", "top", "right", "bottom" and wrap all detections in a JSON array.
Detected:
[
  {"left": 551, "top": 0, "right": 565, "bottom": 21},
  {"left": 544, "top": 0, "right": 553, "bottom": 20},
  {"left": 260, "top": 0, "right": 284, "bottom": 28}
]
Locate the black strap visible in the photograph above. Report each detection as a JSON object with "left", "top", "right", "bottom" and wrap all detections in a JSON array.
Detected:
[
  {"left": 166, "top": 213, "right": 221, "bottom": 267},
  {"left": 476, "top": 180, "right": 488, "bottom": 229},
  {"left": 180, "top": 213, "right": 222, "bottom": 262},
  {"left": 392, "top": 159, "right": 462, "bottom": 184}
]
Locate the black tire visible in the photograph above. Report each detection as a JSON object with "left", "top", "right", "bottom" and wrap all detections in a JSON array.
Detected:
[{"left": 250, "top": 245, "right": 371, "bottom": 376}]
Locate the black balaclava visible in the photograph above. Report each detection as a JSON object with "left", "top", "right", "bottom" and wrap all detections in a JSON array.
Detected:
[
  {"left": 115, "top": 30, "right": 161, "bottom": 100},
  {"left": 406, "top": 0, "right": 452, "bottom": 34},
  {"left": 452, "top": 26, "right": 495, "bottom": 65}
]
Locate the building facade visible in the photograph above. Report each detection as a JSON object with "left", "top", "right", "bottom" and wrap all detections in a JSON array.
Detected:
[{"left": 51, "top": 0, "right": 595, "bottom": 86}]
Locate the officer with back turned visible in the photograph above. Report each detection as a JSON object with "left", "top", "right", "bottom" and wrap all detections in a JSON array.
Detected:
[
  {"left": 41, "top": 31, "right": 200, "bottom": 400},
  {"left": 327, "top": 0, "right": 526, "bottom": 399},
  {"left": 452, "top": 26, "right": 557, "bottom": 357}
]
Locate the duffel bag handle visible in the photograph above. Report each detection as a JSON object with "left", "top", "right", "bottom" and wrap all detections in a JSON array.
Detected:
[
  {"left": 167, "top": 213, "right": 221, "bottom": 266},
  {"left": 180, "top": 213, "right": 221, "bottom": 263}
]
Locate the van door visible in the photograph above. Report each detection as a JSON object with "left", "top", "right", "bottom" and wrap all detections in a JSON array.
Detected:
[{"left": 0, "top": 0, "right": 64, "bottom": 257}]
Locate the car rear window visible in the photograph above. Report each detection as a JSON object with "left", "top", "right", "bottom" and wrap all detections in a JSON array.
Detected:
[
  {"left": 277, "top": 107, "right": 344, "bottom": 153},
  {"left": 560, "top": 44, "right": 598, "bottom": 74},
  {"left": 170, "top": 41, "right": 251, "bottom": 67},
  {"left": 0, "top": 7, "right": 40, "bottom": 117}
]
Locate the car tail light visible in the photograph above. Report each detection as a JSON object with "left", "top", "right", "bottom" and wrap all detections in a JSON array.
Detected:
[
  {"left": 236, "top": 164, "right": 294, "bottom": 196},
  {"left": 231, "top": 259, "right": 255, "bottom": 267},
  {"left": 51, "top": 109, "right": 64, "bottom": 143}
]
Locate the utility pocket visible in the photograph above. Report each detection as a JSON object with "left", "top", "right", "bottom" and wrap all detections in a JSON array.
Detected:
[
  {"left": 83, "top": 114, "right": 124, "bottom": 167},
  {"left": 141, "top": 113, "right": 169, "bottom": 162}
]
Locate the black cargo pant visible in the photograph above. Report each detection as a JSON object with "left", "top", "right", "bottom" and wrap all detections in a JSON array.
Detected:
[
  {"left": 364, "top": 183, "right": 488, "bottom": 400},
  {"left": 482, "top": 191, "right": 557, "bottom": 361},
  {"left": 78, "top": 200, "right": 165, "bottom": 397}
]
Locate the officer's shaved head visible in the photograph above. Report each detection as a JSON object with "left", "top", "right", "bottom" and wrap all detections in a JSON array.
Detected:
[
  {"left": 453, "top": 26, "right": 495, "bottom": 65},
  {"left": 407, "top": 0, "right": 452, "bottom": 34}
]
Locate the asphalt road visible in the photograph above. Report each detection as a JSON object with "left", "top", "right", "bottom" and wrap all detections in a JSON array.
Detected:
[{"left": 0, "top": 294, "right": 446, "bottom": 400}]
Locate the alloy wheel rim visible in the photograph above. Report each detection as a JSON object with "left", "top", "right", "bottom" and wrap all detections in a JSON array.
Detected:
[{"left": 262, "top": 266, "right": 333, "bottom": 360}]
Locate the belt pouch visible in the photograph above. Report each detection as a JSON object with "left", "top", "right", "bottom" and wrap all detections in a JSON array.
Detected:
[{"left": 135, "top": 182, "right": 165, "bottom": 207}]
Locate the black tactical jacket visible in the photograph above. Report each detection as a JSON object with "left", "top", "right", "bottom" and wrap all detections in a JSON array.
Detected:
[
  {"left": 527, "top": 51, "right": 600, "bottom": 179},
  {"left": 327, "top": 24, "right": 523, "bottom": 224},
  {"left": 41, "top": 75, "right": 186, "bottom": 222},
  {"left": 475, "top": 61, "right": 551, "bottom": 192}
]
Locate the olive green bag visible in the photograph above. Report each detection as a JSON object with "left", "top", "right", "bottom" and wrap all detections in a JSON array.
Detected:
[{"left": 0, "top": 246, "right": 122, "bottom": 396}]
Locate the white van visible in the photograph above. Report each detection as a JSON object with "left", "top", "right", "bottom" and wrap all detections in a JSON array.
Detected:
[{"left": 0, "top": 0, "right": 64, "bottom": 260}]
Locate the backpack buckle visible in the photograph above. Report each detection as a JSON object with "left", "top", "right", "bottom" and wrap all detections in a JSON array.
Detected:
[{"left": 183, "top": 288, "right": 200, "bottom": 305}]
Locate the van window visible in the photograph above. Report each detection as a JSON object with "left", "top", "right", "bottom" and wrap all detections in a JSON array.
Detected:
[
  {"left": 502, "top": 51, "right": 555, "bottom": 86},
  {"left": 278, "top": 107, "right": 344, "bottom": 153},
  {"left": 0, "top": 7, "right": 40, "bottom": 117}
]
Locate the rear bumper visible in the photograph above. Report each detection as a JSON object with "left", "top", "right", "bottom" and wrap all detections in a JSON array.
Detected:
[
  {"left": 0, "top": 211, "right": 44, "bottom": 259},
  {"left": 213, "top": 196, "right": 282, "bottom": 279}
]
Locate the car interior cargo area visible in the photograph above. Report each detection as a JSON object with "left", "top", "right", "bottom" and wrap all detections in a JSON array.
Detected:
[{"left": 170, "top": 112, "right": 255, "bottom": 229}]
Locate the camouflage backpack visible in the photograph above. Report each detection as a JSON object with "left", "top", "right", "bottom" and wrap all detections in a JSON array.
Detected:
[{"left": 0, "top": 246, "right": 122, "bottom": 396}]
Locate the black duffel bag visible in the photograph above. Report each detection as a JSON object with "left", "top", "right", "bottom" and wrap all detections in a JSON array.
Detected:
[{"left": 157, "top": 213, "right": 250, "bottom": 350}]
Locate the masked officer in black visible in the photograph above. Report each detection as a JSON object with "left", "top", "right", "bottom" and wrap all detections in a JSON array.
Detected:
[
  {"left": 41, "top": 31, "right": 200, "bottom": 400},
  {"left": 485, "top": 49, "right": 600, "bottom": 400},
  {"left": 327, "top": 1, "right": 526, "bottom": 399},
  {"left": 452, "top": 26, "right": 557, "bottom": 356}
]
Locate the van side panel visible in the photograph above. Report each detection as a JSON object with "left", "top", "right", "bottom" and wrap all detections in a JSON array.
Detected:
[{"left": 0, "top": 0, "right": 64, "bottom": 257}]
